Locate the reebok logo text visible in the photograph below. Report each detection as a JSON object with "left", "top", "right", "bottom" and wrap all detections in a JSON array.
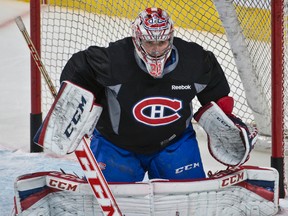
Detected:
[{"left": 171, "top": 85, "right": 191, "bottom": 90}]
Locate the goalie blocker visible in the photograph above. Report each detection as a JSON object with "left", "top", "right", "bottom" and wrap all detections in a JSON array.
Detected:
[
  {"left": 194, "top": 96, "right": 258, "bottom": 167},
  {"left": 34, "top": 81, "right": 102, "bottom": 155}
]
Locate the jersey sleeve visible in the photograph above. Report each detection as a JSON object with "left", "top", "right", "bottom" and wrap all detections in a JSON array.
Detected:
[
  {"left": 60, "top": 47, "right": 107, "bottom": 99},
  {"left": 196, "top": 50, "right": 230, "bottom": 106}
]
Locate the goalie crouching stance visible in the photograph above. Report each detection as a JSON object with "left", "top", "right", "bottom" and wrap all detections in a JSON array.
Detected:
[{"left": 34, "top": 7, "right": 258, "bottom": 183}]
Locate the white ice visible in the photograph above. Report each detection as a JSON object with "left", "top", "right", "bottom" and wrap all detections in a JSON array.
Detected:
[{"left": 0, "top": 0, "right": 287, "bottom": 215}]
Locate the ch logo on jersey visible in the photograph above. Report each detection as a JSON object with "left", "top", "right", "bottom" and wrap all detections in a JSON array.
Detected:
[{"left": 133, "top": 97, "right": 182, "bottom": 126}]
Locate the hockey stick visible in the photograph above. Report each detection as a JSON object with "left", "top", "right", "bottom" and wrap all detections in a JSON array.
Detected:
[{"left": 15, "top": 16, "right": 122, "bottom": 216}]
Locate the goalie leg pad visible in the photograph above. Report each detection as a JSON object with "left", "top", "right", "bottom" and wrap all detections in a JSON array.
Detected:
[
  {"left": 194, "top": 101, "right": 258, "bottom": 166},
  {"left": 34, "top": 81, "right": 102, "bottom": 155},
  {"left": 13, "top": 166, "right": 279, "bottom": 216}
]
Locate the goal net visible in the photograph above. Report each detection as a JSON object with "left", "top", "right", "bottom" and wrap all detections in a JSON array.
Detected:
[{"left": 30, "top": 0, "right": 287, "bottom": 196}]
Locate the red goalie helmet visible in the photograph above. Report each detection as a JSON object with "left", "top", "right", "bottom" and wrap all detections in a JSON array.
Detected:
[{"left": 132, "top": 8, "right": 174, "bottom": 78}]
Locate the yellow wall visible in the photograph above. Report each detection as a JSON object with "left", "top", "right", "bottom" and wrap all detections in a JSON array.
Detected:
[{"left": 21, "top": 0, "right": 270, "bottom": 40}]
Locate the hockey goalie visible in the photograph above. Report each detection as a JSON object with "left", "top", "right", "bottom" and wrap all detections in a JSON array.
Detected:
[{"left": 14, "top": 7, "right": 280, "bottom": 216}]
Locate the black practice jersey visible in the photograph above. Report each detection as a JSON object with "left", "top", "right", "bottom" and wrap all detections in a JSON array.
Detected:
[{"left": 60, "top": 37, "right": 230, "bottom": 154}]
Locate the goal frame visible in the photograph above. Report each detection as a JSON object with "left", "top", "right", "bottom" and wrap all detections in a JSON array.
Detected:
[
  {"left": 28, "top": 0, "right": 286, "bottom": 198},
  {"left": 30, "top": 0, "right": 42, "bottom": 153},
  {"left": 271, "top": 0, "right": 285, "bottom": 199}
]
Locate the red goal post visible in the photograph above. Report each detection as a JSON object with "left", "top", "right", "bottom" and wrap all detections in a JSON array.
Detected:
[{"left": 29, "top": 0, "right": 287, "bottom": 197}]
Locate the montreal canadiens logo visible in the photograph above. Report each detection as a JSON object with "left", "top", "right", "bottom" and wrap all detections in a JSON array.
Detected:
[{"left": 133, "top": 97, "right": 182, "bottom": 126}]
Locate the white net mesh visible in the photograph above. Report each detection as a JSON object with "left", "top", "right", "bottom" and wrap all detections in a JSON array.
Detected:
[
  {"left": 40, "top": 0, "right": 287, "bottom": 138},
  {"left": 39, "top": 0, "right": 288, "bottom": 182}
]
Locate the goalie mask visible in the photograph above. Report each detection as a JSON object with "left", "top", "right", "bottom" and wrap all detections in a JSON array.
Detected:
[{"left": 132, "top": 8, "right": 174, "bottom": 78}]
